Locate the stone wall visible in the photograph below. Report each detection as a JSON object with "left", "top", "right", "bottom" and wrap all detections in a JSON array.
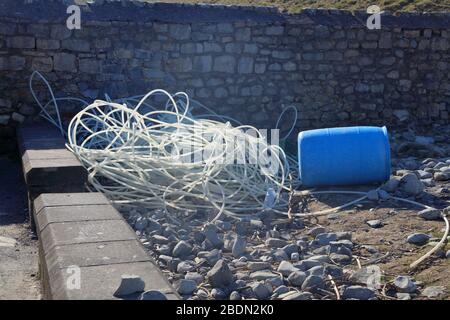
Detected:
[{"left": 1, "top": 1, "right": 449, "bottom": 145}]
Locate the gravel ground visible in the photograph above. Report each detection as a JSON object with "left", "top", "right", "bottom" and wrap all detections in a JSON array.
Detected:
[
  {"left": 0, "top": 155, "right": 41, "bottom": 300},
  {"left": 116, "top": 125, "right": 450, "bottom": 300}
]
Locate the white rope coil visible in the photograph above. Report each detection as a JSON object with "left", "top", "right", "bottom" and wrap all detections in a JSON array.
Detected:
[{"left": 66, "top": 89, "right": 299, "bottom": 222}]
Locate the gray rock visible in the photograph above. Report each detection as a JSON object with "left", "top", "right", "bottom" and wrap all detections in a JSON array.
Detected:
[
  {"left": 291, "top": 252, "right": 300, "bottom": 261},
  {"left": 366, "top": 219, "right": 383, "bottom": 228},
  {"left": 342, "top": 286, "right": 376, "bottom": 300},
  {"left": 367, "top": 189, "right": 379, "bottom": 201},
  {"left": 229, "top": 291, "right": 241, "bottom": 300},
  {"left": 232, "top": 235, "right": 247, "bottom": 258},
  {"left": 185, "top": 272, "right": 203, "bottom": 285},
  {"left": 434, "top": 172, "right": 450, "bottom": 181},
  {"left": 394, "top": 276, "right": 417, "bottom": 293},
  {"left": 151, "top": 235, "right": 170, "bottom": 244},
  {"left": 277, "top": 261, "right": 298, "bottom": 277},
  {"left": 113, "top": 275, "right": 145, "bottom": 297},
  {"left": 177, "top": 279, "right": 197, "bottom": 295},
  {"left": 172, "top": 240, "right": 192, "bottom": 258},
  {"left": 330, "top": 253, "right": 352, "bottom": 265},
  {"left": 407, "top": 233, "right": 430, "bottom": 246},
  {"left": 418, "top": 208, "right": 441, "bottom": 221},
  {"left": 416, "top": 170, "right": 432, "bottom": 179},
  {"left": 140, "top": 290, "right": 167, "bottom": 300},
  {"left": 272, "top": 249, "right": 289, "bottom": 261},
  {"left": 196, "top": 289, "right": 209, "bottom": 300},
  {"left": 197, "top": 249, "right": 221, "bottom": 266},
  {"left": 265, "top": 237, "right": 288, "bottom": 248},
  {"left": 281, "top": 291, "right": 314, "bottom": 300},
  {"left": 177, "top": 261, "right": 196, "bottom": 273},
  {"left": 265, "top": 276, "right": 284, "bottom": 288},
  {"left": 382, "top": 177, "right": 400, "bottom": 192},
  {"left": 400, "top": 173, "right": 424, "bottom": 195},
  {"left": 301, "top": 275, "right": 325, "bottom": 291},
  {"left": 248, "top": 262, "right": 271, "bottom": 272},
  {"left": 207, "top": 259, "right": 233, "bottom": 288},
  {"left": 307, "top": 265, "right": 324, "bottom": 277},
  {"left": 396, "top": 293, "right": 411, "bottom": 300},
  {"left": 273, "top": 285, "right": 290, "bottom": 296},
  {"left": 282, "top": 243, "right": 299, "bottom": 256},
  {"left": 294, "top": 259, "right": 322, "bottom": 271},
  {"left": 211, "top": 288, "right": 227, "bottom": 299},
  {"left": 203, "top": 224, "right": 223, "bottom": 249},
  {"left": 315, "top": 233, "right": 338, "bottom": 245},
  {"left": 422, "top": 286, "right": 445, "bottom": 298},
  {"left": 308, "top": 227, "right": 326, "bottom": 237},
  {"left": 249, "top": 270, "right": 280, "bottom": 281},
  {"left": 251, "top": 282, "right": 272, "bottom": 299},
  {"left": 377, "top": 189, "right": 390, "bottom": 200},
  {"left": 287, "top": 271, "right": 307, "bottom": 286}
]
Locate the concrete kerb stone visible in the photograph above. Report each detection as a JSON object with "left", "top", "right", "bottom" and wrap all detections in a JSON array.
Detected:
[{"left": 34, "top": 193, "right": 180, "bottom": 300}]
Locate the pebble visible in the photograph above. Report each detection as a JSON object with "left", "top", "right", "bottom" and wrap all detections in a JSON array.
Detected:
[
  {"left": 196, "top": 289, "right": 209, "bottom": 300},
  {"left": 265, "top": 237, "right": 288, "bottom": 248},
  {"left": 287, "top": 271, "right": 307, "bottom": 286},
  {"left": 282, "top": 243, "right": 299, "bottom": 256},
  {"left": 399, "top": 173, "right": 424, "bottom": 195},
  {"left": 366, "top": 219, "right": 383, "bottom": 228},
  {"left": 172, "top": 240, "right": 192, "bottom": 258},
  {"left": 281, "top": 291, "right": 314, "bottom": 300},
  {"left": 329, "top": 253, "right": 352, "bottom": 265},
  {"left": 151, "top": 235, "right": 170, "bottom": 244},
  {"left": 177, "top": 279, "right": 197, "bottom": 295},
  {"left": 306, "top": 265, "right": 324, "bottom": 277},
  {"left": 382, "top": 177, "right": 400, "bottom": 192},
  {"left": 229, "top": 291, "right": 241, "bottom": 300},
  {"left": 249, "top": 270, "right": 280, "bottom": 281},
  {"left": 232, "top": 235, "right": 247, "bottom": 258},
  {"left": 140, "top": 290, "right": 167, "bottom": 300},
  {"left": 113, "top": 274, "right": 146, "bottom": 297},
  {"left": 185, "top": 272, "right": 204, "bottom": 284},
  {"left": 203, "top": 224, "right": 224, "bottom": 249},
  {"left": 422, "top": 286, "right": 445, "bottom": 298},
  {"left": 251, "top": 282, "right": 272, "bottom": 299},
  {"left": 342, "top": 286, "right": 376, "bottom": 300},
  {"left": 417, "top": 208, "right": 441, "bottom": 221},
  {"left": 291, "top": 252, "right": 300, "bottom": 261},
  {"left": 315, "top": 233, "right": 338, "bottom": 245},
  {"left": 277, "top": 261, "right": 298, "bottom": 277},
  {"left": 377, "top": 189, "right": 390, "bottom": 200},
  {"left": 207, "top": 259, "right": 234, "bottom": 288},
  {"left": 396, "top": 292, "right": 411, "bottom": 300},
  {"left": 211, "top": 288, "right": 227, "bottom": 300},
  {"left": 301, "top": 275, "right": 325, "bottom": 291},
  {"left": 248, "top": 261, "right": 271, "bottom": 272},
  {"left": 434, "top": 172, "right": 450, "bottom": 181},
  {"left": 273, "top": 285, "right": 290, "bottom": 296},
  {"left": 407, "top": 233, "right": 431, "bottom": 246},
  {"left": 394, "top": 276, "right": 417, "bottom": 293},
  {"left": 416, "top": 170, "right": 432, "bottom": 179},
  {"left": 308, "top": 226, "right": 326, "bottom": 237},
  {"left": 177, "top": 261, "right": 196, "bottom": 273}
]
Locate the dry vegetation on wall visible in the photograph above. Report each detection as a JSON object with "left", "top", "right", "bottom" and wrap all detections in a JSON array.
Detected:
[{"left": 153, "top": 0, "right": 450, "bottom": 13}]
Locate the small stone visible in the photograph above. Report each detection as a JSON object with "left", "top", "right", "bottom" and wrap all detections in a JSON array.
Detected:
[
  {"left": 382, "top": 177, "right": 400, "bottom": 192},
  {"left": 281, "top": 291, "right": 314, "bottom": 300},
  {"left": 434, "top": 172, "right": 450, "bottom": 181},
  {"left": 248, "top": 261, "right": 271, "bottom": 272},
  {"left": 172, "top": 240, "right": 192, "bottom": 258},
  {"left": 301, "top": 275, "right": 325, "bottom": 291},
  {"left": 367, "top": 189, "right": 379, "bottom": 201},
  {"left": 308, "top": 226, "right": 326, "bottom": 237},
  {"left": 329, "top": 253, "right": 352, "bottom": 265},
  {"left": 277, "top": 261, "right": 298, "bottom": 277},
  {"left": 232, "top": 235, "right": 246, "bottom": 258},
  {"left": 291, "top": 252, "right": 300, "bottom": 261},
  {"left": 418, "top": 208, "right": 441, "bottom": 221},
  {"left": 282, "top": 243, "right": 299, "bottom": 256},
  {"left": 229, "top": 291, "right": 241, "bottom": 300},
  {"left": 407, "top": 233, "right": 431, "bottom": 246},
  {"left": 416, "top": 170, "right": 432, "bottom": 179},
  {"left": 273, "top": 285, "right": 290, "bottom": 296},
  {"left": 185, "top": 272, "right": 203, "bottom": 284},
  {"left": 207, "top": 259, "right": 233, "bottom": 288},
  {"left": 211, "top": 288, "right": 227, "bottom": 300},
  {"left": 177, "top": 279, "right": 197, "bottom": 295},
  {"left": 366, "top": 220, "right": 383, "bottom": 228},
  {"left": 151, "top": 235, "right": 170, "bottom": 244},
  {"left": 342, "top": 285, "right": 376, "bottom": 300},
  {"left": 287, "top": 271, "right": 307, "bottom": 286},
  {"left": 203, "top": 224, "right": 223, "bottom": 249},
  {"left": 396, "top": 292, "right": 411, "bottom": 300},
  {"left": 394, "top": 276, "right": 417, "bottom": 293},
  {"left": 307, "top": 266, "right": 324, "bottom": 277},
  {"left": 113, "top": 275, "right": 145, "bottom": 297},
  {"left": 177, "top": 261, "right": 196, "bottom": 274},
  {"left": 251, "top": 282, "right": 272, "bottom": 299},
  {"left": 265, "top": 237, "right": 288, "bottom": 248},
  {"left": 422, "top": 286, "right": 445, "bottom": 298},
  {"left": 315, "top": 233, "right": 338, "bottom": 245},
  {"left": 140, "top": 290, "right": 167, "bottom": 300},
  {"left": 249, "top": 271, "right": 280, "bottom": 281},
  {"left": 377, "top": 189, "right": 390, "bottom": 200},
  {"left": 400, "top": 173, "right": 424, "bottom": 196}
]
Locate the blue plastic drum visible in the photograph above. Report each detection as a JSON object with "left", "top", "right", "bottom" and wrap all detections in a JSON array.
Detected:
[{"left": 298, "top": 126, "right": 391, "bottom": 187}]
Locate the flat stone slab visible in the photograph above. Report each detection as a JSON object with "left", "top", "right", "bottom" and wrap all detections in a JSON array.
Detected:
[{"left": 34, "top": 193, "right": 179, "bottom": 300}]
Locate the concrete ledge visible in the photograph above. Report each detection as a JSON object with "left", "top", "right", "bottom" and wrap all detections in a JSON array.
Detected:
[{"left": 34, "top": 192, "right": 179, "bottom": 300}]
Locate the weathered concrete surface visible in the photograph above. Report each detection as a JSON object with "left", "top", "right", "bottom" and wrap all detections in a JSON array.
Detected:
[
  {"left": 35, "top": 192, "right": 179, "bottom": 300},
  {"left": 0, "top": 155, "right": 41, "bottom": 299}
]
